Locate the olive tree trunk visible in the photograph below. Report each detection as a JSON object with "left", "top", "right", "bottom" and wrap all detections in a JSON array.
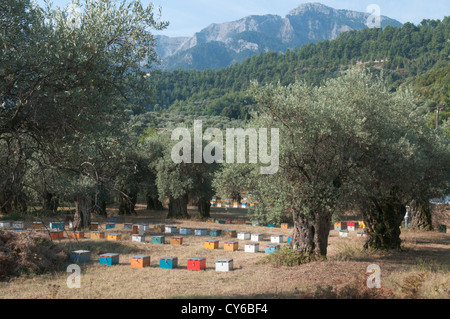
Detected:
[
  {"left": 197, "top": 197, "right": 211, "bottom": 219},
  {"left": 73, "top": 195, "right": 91, "bottom": 230},
  {"left": 168, "top": 195, "right": 189, "bottom": 219},
  {"left": 409, "top": 199, "right": 432, "bottom": 231}
]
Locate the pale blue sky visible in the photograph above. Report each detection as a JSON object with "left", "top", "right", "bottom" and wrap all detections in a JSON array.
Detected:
[{"left": 35, "top": 0, "right": 450, "bottom": 37}]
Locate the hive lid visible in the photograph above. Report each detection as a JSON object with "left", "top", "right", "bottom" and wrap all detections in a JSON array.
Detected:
[
  {"left": 100, "top": 253, "right": 119, "bottom": 257},
  {"left": 238, "top": 231, "right": 249, "bottom": 234},
  {"left": 189, "top": 257, "right": 205, "bottom": 260},
  {"left": 132, "top": 255, "right": 150, "bottom": 259},
  {"left": 72, "top": 250, "right": 90, "bottom": 254},
  {"left": 161, "top": 256, "right": 178, "bottom": 260},
  {"left": 108, "top": 233, "right": 120, "bottom": 236},
  {"left": 217, "top": 258, "right": 233, "bottom": 263},
  {"left": 224, "top": 241, "right": 238, "bottom": 244},
  {"left": 246, "top": 242, "right": 259, "bottom": 245}
]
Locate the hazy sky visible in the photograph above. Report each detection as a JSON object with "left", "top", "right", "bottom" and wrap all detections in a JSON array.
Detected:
[{"left": 35, "top": 0, "right": 450, "bottom": 37}]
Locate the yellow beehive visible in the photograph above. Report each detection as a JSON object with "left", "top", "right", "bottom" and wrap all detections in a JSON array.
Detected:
[
  {"left": 224, "top": 241, "right": 238, "bottom": 251},
  {"left": 90, "top": 231, "right": 105, "bottom": 239},
  {"left": 107, "top": 233, "right": 122, "bottom": 241},
  {"left": 281, "top": 223, "right": 289, "bottom": 229},
  {"left": 358, "top": 221, "right": 365, "bottom": 228},
  {"left": 170, "top": 236, "right": 183, "bottom": 245},
  {"left": 204, "top": 239, "right": 219, "bottom": 250}
]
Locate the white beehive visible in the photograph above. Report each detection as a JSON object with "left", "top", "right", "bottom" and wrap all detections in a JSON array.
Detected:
[
  {"left": 339, "top": 230, "right": 349, "bottom": 237},
  {"left": 13, "top": 221, "right": 24, "bottom": 229},
  {"left": 0, "top": 221, "right": 11, "bottom": 228},
  {"left": 251, "top": 233, "right": 264, "bottom": 241},
  {"left": 244, "top": 242, "right": 259, "bottom": 253},
  {"left": 165, "top": 226, "right": 177, "bottom": 233},
  {"left": 132, "top": 234, "right": 145, "bottom": 242},
  {"left": 237, "top": 231, "right": 251, "bottom": 240},
  {"left": 270, "top": 235, "right": 283, "bottom": 243},
  {"left": 215, "top": 258, "right": 233, "bottom": 272}
]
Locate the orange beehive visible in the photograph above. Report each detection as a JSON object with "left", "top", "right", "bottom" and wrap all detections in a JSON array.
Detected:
[
  {"left": 130, "top": 255, "right": 150, "bottom": 268},
  {"left": 31, "top": 222, "right": 43, "bottom": 229},
  {"left": 70, "top": 231, "right": 84, "bottom": 239},
  {"left": 204, "top": 239, "right": 219, "bottom": 249},
  {"left": 281, "top": 223, "right": 289, "bottom": 229},
  {"left": 170, "top": 236, "right": 183, "bottom": 245},
  {"left": 132, "top": 224, "right": 139, "bottom": 234},
  {"left": 224, "top": 241, "right": 238, "bottom": 251},
  {"left": 107, "top": 233, "right": 122, "bottom": 241},
  {"left": 90, "top": 231, "right": 105, "bottom": 239},
  {"left": 49, "top": 230, "right": 64, "bottom": 240}
]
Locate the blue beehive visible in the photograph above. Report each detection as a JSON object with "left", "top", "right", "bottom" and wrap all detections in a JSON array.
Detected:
[
  {"left": 287, "top": 236, "right": 291, "bottom": 244},
  {"left": 106, "top": 223, "right": 115, "bottom": 229},
  {"left": 159, "top": 256, "right": 178, "bottom": 269},
  {"left": 180, "top": 227, "right": 192, "bottom": 235},
  {"left": 124, "top": 223, "right": 132, "bottom": 230},
  {"left": 265, "top": 244, "right": 280, "bottom": 254},
  {"left": 151, "top": 235, "right": 165, "bottom": 244},
  {"left": 100, "top": 253, "right": 119, "bottom": 266},
  {"left": 49, "top": 222, "right": 64, "bottom": 231},
  {"left": 70, "top": 250, "right": 91, "bottom": 263},
  {"left": 109, "top": 216, "right": 118, "bottom": 223},
  {"left": 209, "top": 229, "right": 222, "bottom": 236},
  {"left": 267, "top": 224, "right": 275, "bottom": 228},
  {"left": 194, "top": 229, "right": 208, "bottom": 236}
]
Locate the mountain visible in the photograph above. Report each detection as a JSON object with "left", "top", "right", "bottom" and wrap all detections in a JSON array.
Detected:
[{"left": 155, "top": 2, "right": 403, "bottom": 71}]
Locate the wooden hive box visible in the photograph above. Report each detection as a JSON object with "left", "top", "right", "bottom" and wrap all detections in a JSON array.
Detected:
[
  {"left": 265, "top": 244, "right": 280, "bottom": 254},
  {"left": 207, "top": 218, "right": 215, "bottom": 223},
  {"left": 244, "top": 242, "right": 259, "bottom": 253},
  {"left": 151, "top": 235, "right": 165, "bottom": 244},
  {"left": 287, "top": 236, "right": 291, "bottom": 244},
  {"left": 347, "top": 222, "right": 356, "bottom": 231},
  {"left": 187, "top": 257, "right": 206, "bottom": 271},
  {"left": 170, "top": 236, "right": 183, "bottom": 245},
  {"left": 70, "top": 250, "right": 91, "bottom": 263},
  {"left": 107, "top": 233, "right": 122, "bottom": 241},
  {"left": 179, "top": 227, "right": 192, "bottom": 235},
  {"left": 132, "top": 224, "right": 139, "bottom": 234},
  {"left": 225, "top": 219, "right": 232, "bottom": 224},
  {"left": 357, "top": 231, "right": 367, "bottom": 237},
  {"left": 237, "top": 231, "right": 250, "bottom": 240},
  {"left": 90, "top": 222, "right": 99, "bottom": 231},
  {"left": 233, "top": 202, "right": 239, "bottom": 208},
  {"left": 105, "top": 223, "right": 115, "bottom": 230},
  {"left": 132, "top": 234, "right": 145, "bottom": 242},
  {"left": 267, "top": 224, "right": 275, "bottom": 228},
  {"left": 216, "top": 258, "right": 233, "bottom": 272},
  {"left": 209, "top": 229, "right": 222, "bottom": 237},
  {"left": 204, "top": 239, "right": 219, "bottom": 249},
  {"left": 251, "top": 233, "right": 263, "bottom": 242},
  {"left": 334, "top": 222, "right": 341, "bottom": 231},
  {"left": 236, "top": 220, "right": 246, "bottom": 225},
  {"left": 99, "top": 253, "right": 119, "bottom": 266},
  {"left": 0, "top": 221, "right": 11, "bottom": 228},
  {"left": 224, "top": 241, "right": 238, "bottom": 251},
  {"left": 215, "top": 220, "right": 226, "bottom": 224},
  {"left": 124, "top": 216, "right": 133, "bottom": 223},
  {"left": 224, "top": 230, "right": 237, "bottom": 238},
  {"left": 241, "top": 203, "right": 247, "bottom": 209},
  {"left": 160, "top": 256, "right": 178, "bottom": 269},
  {"left": 131, "top": 255, "right": 150, "bottom": 268},
  {"left": 49, "top": 222, "right": 64, "bottom": 231},
  {"left": 90, "top": 231, "right": 105, "bottom": 239},
  {"left": 31, "top": 222, "right": 43, "bottom": 229},
  {"left": 12, "top": 221, "right": 24, "bottom": 229},
  {"left": 139, "top": 224, "right": 150, "bottom": 231},
  {"left": 70, "top": 231, "right": 84, "bottom": 239},
  {"left": 217, "top": 202, "right": 222, "bottom": 207},
  {"left": 339, "top": 230, "right": 349, "bottom": 238},
  {"left": 109, "top": 216, "right": 118, "bottom": 223},
  {"left": 270, "top": 235, "right": 283, "bottom": 243},
  {"left": 165, "top": 226, "right": 177, "bottom": 234},
  {"left": 358, "top": 221, "right": 365, "bottom": 228},
  {"left": 123, "top": 223, "right": 133, "bottom": 230},
  {"left": 281, "top": 223, "right": 289, "bottom": 229},
  {"left": 49, "top": 230, "right": 64, "bottom": 240},
  {"left": 251, "top": 221, "right": 260, "bottom": 227},
  {"left": 194, "top": 228, "right": 208, "bottom": 236},
  {"left": 154, "top": 224, "right": 165, "bottom": 232},
  {"left": 210, "top": 201, "right": 216, "bottom": 207}
]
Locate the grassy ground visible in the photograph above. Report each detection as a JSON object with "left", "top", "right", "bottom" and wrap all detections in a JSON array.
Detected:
[{"left": 0, "top": 204, "right": 448, "bottom": 299}]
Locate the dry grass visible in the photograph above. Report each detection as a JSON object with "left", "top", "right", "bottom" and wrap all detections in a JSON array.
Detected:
[{"left": 0, "top": 204, "right": 448, "bottom": 299}]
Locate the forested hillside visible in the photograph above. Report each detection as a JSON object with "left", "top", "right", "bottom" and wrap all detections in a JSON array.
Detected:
[{"left": 148, "top": 18, "right": 449, "bottom": 124}]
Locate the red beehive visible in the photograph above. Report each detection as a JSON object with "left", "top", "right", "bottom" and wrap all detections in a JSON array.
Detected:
[{"left": 187, "top": 257, "right": 206, "bottom": 271}]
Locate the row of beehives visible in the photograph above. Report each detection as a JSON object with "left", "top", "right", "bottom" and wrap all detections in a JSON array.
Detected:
[{"left": 70, "top": 250, "right": 235, "bottom": 271}]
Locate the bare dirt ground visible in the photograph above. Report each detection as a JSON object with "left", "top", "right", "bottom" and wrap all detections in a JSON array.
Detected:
[{"left": 0, "top": 204, "right": 448, "bottom": 299}]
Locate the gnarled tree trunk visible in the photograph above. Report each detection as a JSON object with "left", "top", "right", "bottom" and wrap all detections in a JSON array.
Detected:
[
  {"left": 73, "top": 195, "right": 91, "bottom": 230},
  {"left": 168, "top": 195, "right": 189, "bottom": 219},
  {"left": 118, "top": 192, "right": 137, "bottom": 215},
  {"left": 409, "top": 199, "right": 432, "bottom": 231},
  {"left": 146, "top": 193, "right": 164, "bottom": 210},
  {"left": 197, "top": 197, "right": 211, "bottom": 219},
  {"left": 43, "top": 192, "right": 59, "bottom": 213}
]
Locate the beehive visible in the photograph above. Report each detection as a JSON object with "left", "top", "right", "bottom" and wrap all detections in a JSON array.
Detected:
[
  {"left": 187, "top": 257, "right": 206, "bottom": 271},
  {"left": 267, "top": 224, "right": 275, "bottom": 228},
  {"left": 265, "top": 244, "right": 280, "bottom": 254},
  {"left": 287, "top": 236, "right": 291, "bottom": 244},
  {"left": 207, "top": 218, "right": 215, "bottom": 223},
  {"left": 49, "top": 222, "right": 64, "bottom": 231},
  {"left": 216, "top": 258, "right": 233, "bottom": 272},
  {"left": 131, "top": 255, "right": 150, "bottom": 268},
  {"left": 105, "top": 223, "right": 115, "bottom": 229},
  {"left": 204, "top": 239, "right": 219, "bottom": 249},
  {"left": 270, "top": 235, "right": 283, "bottom": 243},
  {"left": 124, "top": 216, "right": 133, "bottom": 223},
  {"left": 165, "top": 226, "right": 177, "bottom": 234},
  {"left": 241, "top": 203, "right": 247, "bottom": 209},
  {"left": 250, "top": 203, "right": 255, "bottom": 208},
  {"left": 132, "top": 234, "right": 145, "bottom": 242},
  {"left": 339, "top": 230, "right": 349, "bottom": 238},
  {"left": 109, "top": 216, "right": 118, "bottom": 223},
  {"left": 233, "top": 202, "right": 239, "bottom": 208},
  {"left": 139, "top": 224, "right": 150, "bottom": 231},
  {"left": 180, "top": 227, "right": 192, "bottom": 235},
  {"left": 210, "top": 201, "right": 216, "bottom": 207},
  {"left": 99, "top": 253, "right": 119, "bottom": 266},
  {"left": 358, "top": 221, "right": 365, "bottom": 228},
  {"left": 237, "top": 231, "right": 250, "bottom": 240},
  {"left": 225, "top": 202, "right": 230, "bottom": 208},
  {"left": 236, "top": 220, "right": 246, "bottom": 225},
  {"left": 31, "top": 222, "right": 43, "bottom": 229},
  {"left": 347, "top": 222, "right": 356, "bottom": 231},
  {"left": 194, "top": 228, "right": 208, "bottom": 236},
  {"left": 215, "top": 220, "right": 226, "bottom": 224},
  {"left": 225, "top": 219, "right": 232, "bottom": 224},
  {"left": 49, "top": 230, "right": 64, "bottom": 240},
  {"left": 217, "top": 202, "right": 222, "bottom": 208},
  {"left": 154, "top": 224, "right": 165, "bottom": 232},
  {"left": 12, "top": 221, "right": 24, "bottom": 229},
  {"left": 107, "top": 233, "right": 122, "bottom": 241},
  {"left": 0, "top": 221, "right": 11, "bottom": 228},
  {"left": 90, "top": 222, "right": 99, "bottom": 231},
  {"left": 244, "top": 242, "right": 259, "bottom": 253},
  {"left": 251, "top": 221, "right": 259, "bottom": 227},
  {"left": 251, "top": 233, "right": 263, "bottom": 241},
  {"left": 160, "top": 257, "right": 178, "bottom": 269},
  {"left": 281, "top": 223, "right": 289, "bottom": 229},
  {"left": 224, "top": 241, "right": 238, "bottom": 251},
  {"left": 357, "top": 231, "right": 367, "bottom": 237},
  {"left": 70, "top": 250, "right": 91, "bottom": 263},
  {"left": 124, "top": 223, "right": 133, "bottom": 230},
  {"left": 334, "top": 222, "right": 341, "bottom": 231},
  {"left": 90, "top": 231, "right": 105, "bottom": 239},
  {"left": 209, "top": 229, "right": 222, "bottom": 236},
  {"left": 170, "top": 236, "right": 183, "bottom": 245},
  {"left": 70, "top": 231, "right": 84, "bottom": 239},
  {"left": 151, "top": 235, "right": 165, "bottom": 244},
  {"left": 224, "top": 230, "right": 237, "bottom": 238}
]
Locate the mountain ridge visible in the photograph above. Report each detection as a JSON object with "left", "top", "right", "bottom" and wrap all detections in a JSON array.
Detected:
[{"left": 155, "top": 2, "right": 403, "bottom": 71}]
